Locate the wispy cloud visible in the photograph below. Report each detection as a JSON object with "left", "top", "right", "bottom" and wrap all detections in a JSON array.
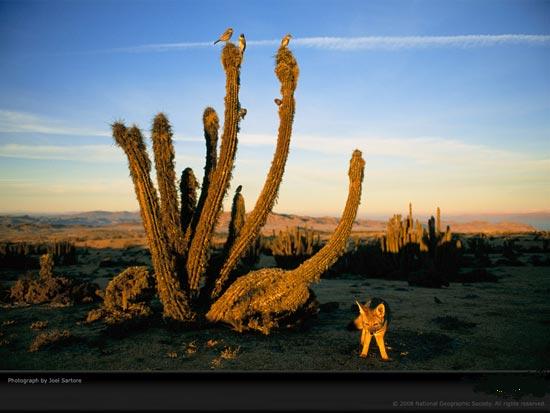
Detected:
[
  {"left": 0, "top": 143, "right": 206, "bottom": 165},
  {"left": 0, "top": 110, "right": 110, "bottom": 137},
  {"left": 96, "top": 34, "right": 550, "bottom": 54},
  {"left": 292, "top": 34, "right": 550, "bottom": 50},
  {"left": 0, "top": 143, "right": 121, "bottom": 162}
]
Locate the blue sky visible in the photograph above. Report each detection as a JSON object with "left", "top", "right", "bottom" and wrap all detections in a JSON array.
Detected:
[{"left": 0, "top": 0, "right": 549, "bottom": 217}]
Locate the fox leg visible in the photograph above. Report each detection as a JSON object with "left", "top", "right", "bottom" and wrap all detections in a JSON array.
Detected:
[
  {"left": 359, "top": 331, "right": 372, "bottom": 358},
  {"left": 374, "top": 332, "right": 390, "bottom": 361}
]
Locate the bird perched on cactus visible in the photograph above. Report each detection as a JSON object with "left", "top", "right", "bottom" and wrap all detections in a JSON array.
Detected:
[
  {"left": 238, "top": 33, "right": 246, "bottom": 54},
  {"left": 214, "top": 28, "right": 233, "bottom": 44},
  {"left": 239, "top": 108, "right": 247, "bottom": 119},
  {"left": 281, "top": 34, "right": 292, "bottom": 48},
  {"left": 274, "top": 98, "right": 282, "bottom": 106}
]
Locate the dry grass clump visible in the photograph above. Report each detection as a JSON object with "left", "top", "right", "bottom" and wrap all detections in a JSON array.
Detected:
[
  {"left": 2, "top": 319, "right": 16, "bottom": 327},
  {"left": 28, "top": 329, "right": 72, "bottom": 352},
  {"left": 30, "top": 321, "right": 48, "bottom": 330},
  {"left": 220, "top": 345, "right": 240, "bottom": 360},
  {"left": 210, "top": 346, "right": 240, "bottom": 368},
  {"left": 205, "top": 339, "right": 219, "bottom": 348},
  {"left": 185, "top": 341, "right": 198, "bottom": 356},
  {"left": 166, "top": 351, "right": 178, "bottom": 359},
  {"left": 10, "top": 276, "right": 99, "bottom": 306}
]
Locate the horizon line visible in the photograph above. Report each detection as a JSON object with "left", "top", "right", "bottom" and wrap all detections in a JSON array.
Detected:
[{"left": 1, "top": 209, "right": 549, "bottom": 217}]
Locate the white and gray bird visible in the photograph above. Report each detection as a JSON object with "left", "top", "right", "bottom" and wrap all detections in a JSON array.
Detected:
[
  {"left": 281, "top": 33, "right": 292, "bottom": 48},
  {"left": 239, "top": 108, "right": 247, "bottom": 119},
  {"left": 274, "top": 98, "right": 282, "bottom": 106},
  {"left": 214, "top": 28, "right": 234, "bottom": 45},
  {"left": 238, "top": 33, "right": 246, "bottom": 54}
]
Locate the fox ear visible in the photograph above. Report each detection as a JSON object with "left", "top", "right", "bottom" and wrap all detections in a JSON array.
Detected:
[
  {"left": 374, "top": 303, "right": 385, "bottom": 317},
  {"left": 356, "top": 300, "right": 366, "bottom": 316}
]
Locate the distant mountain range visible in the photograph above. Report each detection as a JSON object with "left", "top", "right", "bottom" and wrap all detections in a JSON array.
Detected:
[{"left": 1, "top": 210, "right": 547, "bottom": 233}]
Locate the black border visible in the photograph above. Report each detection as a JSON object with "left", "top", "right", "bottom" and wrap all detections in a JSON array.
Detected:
[{"left": 1, "top": 371, "right": 548, "bottom": 411}]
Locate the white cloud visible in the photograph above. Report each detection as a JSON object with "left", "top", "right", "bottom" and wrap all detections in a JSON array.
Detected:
[
  {"left": 94, "top": 34, "right": 550, "bottom": 54},
  {"left": 292, "top": 35, "right": 550, "bottom": 50},
  {"left": 0, "top": 143, "right": 121, "bottom": 162},
  {"left": 0, "top": 110, "right": 110, "bottom": 137}
]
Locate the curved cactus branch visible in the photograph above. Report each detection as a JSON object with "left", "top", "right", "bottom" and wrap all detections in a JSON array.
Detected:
[
  {"left": 207, "top": 150, "right": 365, "bottom": 333},
  {"left": 186, "top": 43, "right": 242, "bottom": 292},
  {"left": 112, "top": 123, "right": 194, "bottom": 321},
  {"left": 151, "top": 113, "right": 185, "bottom": 254},
  {"left": 287, "top": 150, "right": 365, "bottom": 284},
  {"left": 212, "top": 46, "right": 299, "bottom": 299}
]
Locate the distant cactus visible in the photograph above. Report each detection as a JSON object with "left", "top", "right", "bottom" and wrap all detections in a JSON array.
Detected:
[
  {"left": 270, "top": 226, "right": 321, "bottom": 269},
  {"left": 0, "top": 241, "right": 76, "bottom": 269},
  {"left": 111, "top": 36, "right": 365, "bottom": 331},
  {"left": 377, "top": 204, "right": 462, "bottom": 287}
]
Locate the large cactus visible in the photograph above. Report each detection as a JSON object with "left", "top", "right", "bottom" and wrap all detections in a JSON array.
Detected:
[{"left": 111, "top": 37, "right": 365, "bottom": 329}]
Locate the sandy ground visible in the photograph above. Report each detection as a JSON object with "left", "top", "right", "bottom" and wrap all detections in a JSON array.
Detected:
[{"left": 1, "top": 245, "right": 548, "bottom": 371}]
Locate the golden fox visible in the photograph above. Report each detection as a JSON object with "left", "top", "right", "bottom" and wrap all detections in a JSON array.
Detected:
[{"left": 353, "top": 297, "right": 391, "bottom": 360}]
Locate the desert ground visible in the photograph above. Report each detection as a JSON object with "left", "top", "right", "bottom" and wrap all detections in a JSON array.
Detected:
[{"left": 0, "top": 214, "right": 549, "bottom": 371}]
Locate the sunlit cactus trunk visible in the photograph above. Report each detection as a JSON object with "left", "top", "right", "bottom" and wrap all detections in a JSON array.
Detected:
[{"left": 112, "top": 124, "right": 194, "bottom": 321}]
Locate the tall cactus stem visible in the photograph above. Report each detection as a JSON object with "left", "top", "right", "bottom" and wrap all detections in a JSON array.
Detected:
[
  {"left": 212, "top": 45, "right": 299, "bottom": 299},
  {"left": 186, "top": 43, "right": 242, "bottom": 292},
  {"left": 112, "top": 122, "right": 193, "bottom": 321},
  {"left": 188, "top": 107, "right": 220, "bottom": 242},
  {"left": 151, "top": 113, "right": 185, "bottom": 254}
]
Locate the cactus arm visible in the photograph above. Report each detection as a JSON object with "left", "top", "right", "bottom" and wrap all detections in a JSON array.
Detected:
[
  {"left": 112, "top": 123, "right": 193, "bottom": 321},
  {"left": 179, "top": 167, "right": 199, "bottom": 235},
  {"left": 186, "top": 107, "right": 220, "bottom": 245},
  {"left": 224, "top": 185, "right": 245, "bottom": 253},
  {"left": 151, "top": 113, "right": 186, "bottom": 255},
  {"left": 212, "top": 46, "right": 299, "bottom": 299},
  {"left": 287, "top": 150, "right": 365, "bottom": 284},
  {"left": 185, "top": 43, "right": 242, "bottom": 292}
]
